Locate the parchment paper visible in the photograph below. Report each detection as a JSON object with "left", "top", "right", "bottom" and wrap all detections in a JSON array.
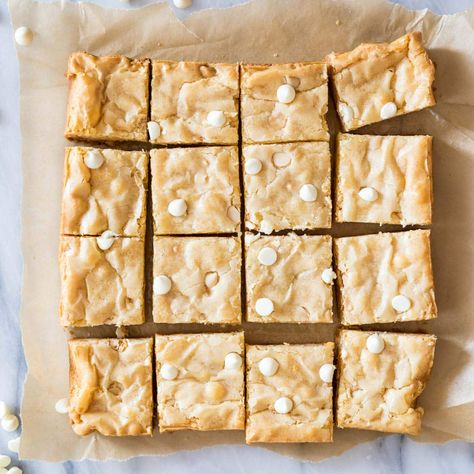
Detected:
[{"left": 7, "top": 0, "right": 474, "bottom": 462}]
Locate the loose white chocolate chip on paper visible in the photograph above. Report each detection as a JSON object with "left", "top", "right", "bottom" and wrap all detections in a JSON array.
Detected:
[
  {"left": 380, "top": 101, "right": 397, "bottom": 119},
  {"left": 227, "top": 206, "right": 240, "bottom": 223},
  {"left": 168, "top": 198, "right": 187, "bottom": 217},
  {"left": 274, "top": 396, "right": 293, "bottom": 414},
  {"left": 154, "top": 275, "right": 172, "bottom": 295},
  {"left": 147, "top": 121, "right": 161, "bottom": 140},
  {"left": 96, "top": 230, "right": 116, "bottom": 250},
  {"left": 7, "top": 437, "right": 20, "bottom": 454},
  {"left": 319, "top": 363, "right": 336, "bottom": 383},
  {"left": 84, "top": 150, "right": 104, "bottom": 169},
  {"left": 392, "top": 294, "right": 411, "bottom": 312},
  {"left": 366, "top": 334, "right": 385, "bottom": 354},
  {"left": 245, "top": 158, "right": 262, "bottom": 175},
  {"left": 54, "top": 398, "right": 69, "bottom": 414},
  {"left": 299, "top": 184, "right": 318, "bottom": 202},
  {"left": 160, "top": 363, "right": 178, "bottom": 380},
  {"left": 173, "top": 0, "right": 192, "bottom": 8},
  {"left": 339, "top": 103, "right": 354, "bottom": 123},
  {"left": 258, "top": 357, "right": 279, "bottom": 376},
  {"left": 0, "top": 401, "right": 11, "bottom": 419},
  {"left": 0, "top": 456, "right": 10, "bottom": 468},
  {"left": 272, "top": 152, "right": 292, "bottom": 168},
  {"left": 321, "top": 268, "right": 336, "bottom": 284},
  {"left": 358, "top": 187, "right": 378, "bottom": 202},
  {"left": 207, "top": 110, "right": 226, "bottom": 127},
  {"left": 14, "top": 26, "right": 33, "bottom": 46},
  {"left": 255, "top": 297, "right": 274, "bottom": 316},
  {"left": 277, "top": 84, "right": 296, "bottom": 104},
  {"left": 7, "top": 467, "right": 22, "bottom": 474},
  {"left": 1, "top": 415, "right": 19, "bottom": 432},
  {"left": 224, "top": 352, "right": 242, "bottom": 370},
  {"left": 258, "top": 247, "right": 277, "bottom": 266}
]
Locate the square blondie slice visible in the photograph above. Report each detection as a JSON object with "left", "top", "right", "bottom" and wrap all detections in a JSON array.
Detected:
[
  {"left": 335, "top": 134, "right": 432, "bottom": 225},
  {"left": 61, "top": 147, "right": 148, "bottom": 237},
  {"left": 155, "top": 332, "right": 245, "bottom": 432},
  {"left": 151, "top": 147, "right": 240, "bottom": 234},
  {"left": 327, "top": 33, "right": 435, "bottom": 131},
  {"left": 334, "top": 230, "right": 437, "bottom": 325},
  {"left": 149, "top": 61, "right": 239, "bottom": 145},
  {"left": 69, "top": 338, "right": 154, "bottom": 436},
  {"left": 241, "top": 62, "right": 329, "bottom": 143},
  {"left": 153, "top": 237, "right": 241, "bottom": 324},
  {"left": 65, "top": 52, "right": 149, "bottom": 142},
  {"left": 60, "top": 236, "right": 144, "bottom": 327},
  {"left": 245, "top": 233, "right": 333, "bottom": 323},
  {"left": 336, "top": 329, "right": 436, "bottom": 435},
  {"left": 243, "top": 142, "right": 331, "bottom": 233},
  {"left": 246, "top": 343, "right": 334, "bottom": 443}
]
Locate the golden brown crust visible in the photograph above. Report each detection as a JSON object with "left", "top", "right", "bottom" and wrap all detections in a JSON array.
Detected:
[
  {"left": 68, "top": 338, "right": 154, "bottom": 436},
  {"left": 336, "top": 330, "right": 436, "bottom": 435}
]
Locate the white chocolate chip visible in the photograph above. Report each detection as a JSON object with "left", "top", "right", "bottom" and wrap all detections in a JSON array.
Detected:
[
  {"left": 259, "top": 221, "right": 274, "bottom": 235},
  {"left": 7, "top": 437, "right": 20, "bottom": 454},
  {"left": 54, "top": 398, "right": 69, "bottom": 414},
  {"left": 207, "top": 110, "right": 226, "bottom": 127},
  {"left": 227, "top": 206, "right": 240, "bottom": 223},
  {"left": 319, "top": 363, "right": 336, "bottom": 383},
  {"left": 274, "top": 397, "right": 293, "bottom": 414},
  {"left": 277, "top": 84, "right": 296, "bottom": 104},
  {"left": 147, "top": 121, "right": 161, "bottom": 140},
  {"left": 160, "top": 363, "right": 178, "bottom": 380},
  {"left": 168, "top": 198, "right": 187, "bottom": 217},
  {"left": 321, "top": 268, "right": 336, "bottom": 284},
  {"left": 258, "top": 357, "right": 279, "bottom": 376},
  {"left": 14, "top": 27, "right": 33, "bottom": 46},
  {"left": 358, "top": 187, "right": 378, "bottom": 202},
  {"left": 154, "top": 275, "right": 172, "bottom": 295},
  {"left": 258, "top": 247, "right": 277, "bottom": 266},
  {"left": 272, "top": 152, "right": 292, "bottom": 168},
  {"left": 391, "top": 295, "right": 411, "bottom": 313},
  {"left": 255, "top": 297, "right": 274, "bottom": 316},
  {"left": 1, "top": 415, "right": 19, "bottom": 432},
  {"left": 204, "top": 271, "right": 219, "bottom": 288},
  {"left": 0, "top": 402, "right": 11, "bottom": 419},
  {"left": 0, "top": 456, "right": 10, "bottom": 468},
  {"left": 245, "top": 158, "right": 262, "bottom": 175},
  {"left": 366, "top": 334, "right": 385, "bottom": 354},
  {"left": 96, "top": 230, "right": 116, "bottom": 250},
  {"left": 224, "top": 352, "right": 242, "bottom": 370},
  {"left": 84, "top": 150, "right": 104, "bottom": 169},
  {"left": 299, "top": 184, "right": 318, "bottom": 202},
  {"left": 173, "top": 0, "right": 192, "bottom": 8},
  {"left": 380, "top": 101, "right": 397, "bottom": 120},
  {"left": 339, "top": 103, "right": 354, "bottom": 124},
  {"left": 7, "top": 467, "right": 22, "bottom": 474}
]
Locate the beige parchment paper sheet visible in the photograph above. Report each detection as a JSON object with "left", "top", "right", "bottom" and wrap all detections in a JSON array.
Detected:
[{"left": 7, "top": 0, "right": 474, "bottom": 462}]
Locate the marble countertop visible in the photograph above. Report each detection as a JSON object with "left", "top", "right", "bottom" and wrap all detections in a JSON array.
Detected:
[{"left": 1, "top": 0, "right": 473, "bottom": 472}]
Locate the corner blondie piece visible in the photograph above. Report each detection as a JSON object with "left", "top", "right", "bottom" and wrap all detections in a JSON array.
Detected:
[
  {"left": 334, "top": 230, "right": 437, "bottom": 325},
  {"left": 335, "top": 134, "right": 432, "bottom": 225},
  {"left": 245, "top": 233, "right": 333, "bottom": 323},
  {"left": 246, "top": 343, "right": 334, "bottom": 443},
  {"left": 155, "top": 332, "right": 245, "bottom": 432},
  {"left": 243, "top": 142, "right": 331, "bottom": 233},
  {"left": 241, "top": 62, "right": 329, "bottom": 143},
  {"left": 60, "top": 236, "right": 144, "bottom": 327},
  {"left": 65, "top": 52, "right": 149, "bottom": 142},
  {"left": 150, "top": 61, "right": 239, "bottom": 144},
  {"left": 69, "top": 338, "right": 153, "bottom": 436},
  {"left": 153, "top": 237, "right": 241, "bottom": 324},
  {"left": 336, "top": 329, "right": 436, "bottom": 435},
  {"left": 327, "top": 33, "right": 435, "bottom": 131},
  {"left": 61, "top": 147, "right": 148, "bottom": 237},
  {"left": 151, "top": 147, "right": 240, "bottom": 234}
]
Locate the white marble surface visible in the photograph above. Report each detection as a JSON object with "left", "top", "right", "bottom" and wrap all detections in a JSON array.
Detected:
[{"left": 1, "top": 0, "right": 473, "bottom": 472}]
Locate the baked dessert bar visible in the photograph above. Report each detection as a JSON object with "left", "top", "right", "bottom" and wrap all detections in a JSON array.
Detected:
[
  {"left": 59, "top": 236, "right": 144, "bottom": 327},
  {"left": 153, "top": 237, "right": 241, "bottom": 324},
  {"left": 334, "top": 230, "right": 437, "bottom": 325},
  {"left": 243, "top": 141, "right": 331, "bottom": 233},
  {"left": 149, "top": 61, "right": 239, "bottom": 144},
  {"left": 245, "top": 233, "right": 333, "bottom": 323},
  {"left": 61, "top": 147, "right": 148, "bottom": 237},
  {"left": 327, "top": 33, "right": 435, "bottom": 131},
  {"left": 335, "top": 134, "right": 432, "bottom": 225},
  {"left": 336, "top": 329, "right": 436, "bottom": 435},
  {"left": 155, "top": 332, "right": 245, "bottom": 432},
  {"left": 68, "top": 338, "right": 154, "bottom": 436},
  {"left": 246, "top": 343, "right": 334, "bottom": 443},
  {"left": 65, "top": 52, "right": 149, "bottom": 142},
  {"left": 151, "top": 147, "right": 240, "bottom": 234},
  {"left": 241, "top": 62, "right": 329, "bottom": 143}
]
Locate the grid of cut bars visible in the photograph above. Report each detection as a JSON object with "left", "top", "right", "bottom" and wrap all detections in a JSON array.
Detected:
[{"left": 60, "top": 32, "right": 439, "bottom": 442}]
